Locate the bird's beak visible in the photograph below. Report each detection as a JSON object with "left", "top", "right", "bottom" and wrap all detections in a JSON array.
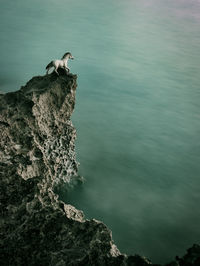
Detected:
[{"left": 71, "top": 56, "right": 74, "bottom": 60}]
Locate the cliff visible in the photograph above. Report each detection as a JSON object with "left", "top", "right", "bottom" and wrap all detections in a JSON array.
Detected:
[{"left": 0, "top": 69, "right": 199, "bottom": 266}]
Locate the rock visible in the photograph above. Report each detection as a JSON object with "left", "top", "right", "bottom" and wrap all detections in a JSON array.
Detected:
[
  {"left": 173, "top": 244, "right": 200, "bottom": 266},
  {"left": 0, "top": 69, "right": 199, "bottom": 265},
  {"left": 0, "top": 69, "right": 126, "bottom": 265}
]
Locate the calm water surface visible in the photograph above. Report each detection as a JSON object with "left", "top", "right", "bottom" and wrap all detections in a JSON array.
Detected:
[{"left": 1, "top": 0, "right": 200, "bottom": 264}]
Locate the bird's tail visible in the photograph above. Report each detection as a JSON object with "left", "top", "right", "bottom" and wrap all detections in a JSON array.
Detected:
[{"left": 45, "top": 61, "right": 53, "bottom": 69}]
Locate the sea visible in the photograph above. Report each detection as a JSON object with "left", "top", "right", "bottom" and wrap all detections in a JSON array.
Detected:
[{"left": 1, "top": 0, "right": 200, "bottom": 264}]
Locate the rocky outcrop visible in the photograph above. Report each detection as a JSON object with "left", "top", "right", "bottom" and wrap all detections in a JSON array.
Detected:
[{"left": 0, "top": 69, "right": 199, "bottom": 266}]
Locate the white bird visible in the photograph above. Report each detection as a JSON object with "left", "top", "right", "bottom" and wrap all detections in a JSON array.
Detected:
[{"left": 45, "top": 52, "right": 74, "bottom": 75}]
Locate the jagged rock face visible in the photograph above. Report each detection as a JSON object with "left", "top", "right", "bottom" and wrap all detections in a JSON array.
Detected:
[
  {"left": 0, "top": 69, "right": 199, "bottom": 266},
  {"left": 0, "top": 70, "right": 123, "bottom": 266}
]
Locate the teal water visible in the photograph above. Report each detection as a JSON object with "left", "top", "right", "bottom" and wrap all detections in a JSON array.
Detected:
[{"left": 1, "top": 0, "right": 200, "bottom": 264}]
